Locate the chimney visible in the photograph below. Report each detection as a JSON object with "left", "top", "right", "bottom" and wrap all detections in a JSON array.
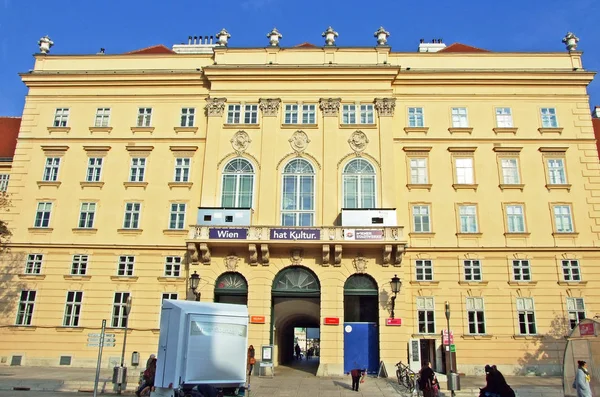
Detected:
[
  {"left": 418, "top": 38, "right": 446, "bottom": 53},
  {"left": 593, "top": 106, "right": 600, "bottom": 119},
  {"left": 188, "top": 36, "right": 192, "bottom": 45}
]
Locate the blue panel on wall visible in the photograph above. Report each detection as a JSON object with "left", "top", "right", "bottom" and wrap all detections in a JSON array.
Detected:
[{"left": 343, "top": 322, "right": 379, "bottom": 374}]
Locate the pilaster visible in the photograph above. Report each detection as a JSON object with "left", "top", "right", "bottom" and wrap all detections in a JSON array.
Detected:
[
  {"left": 319, "top": 98, "right": 341, "bottom": 225},
  {"left": 316, "top": 267, "right": 344, "bottom": 376},
  {"left": 255, "top": 98, "right": 281, "bottom": 224},
  {"left": 200, "top": 97, "right": 226, "bottom": 207},
  {"left": 375, "top": 98, "right": 397, "bottom": 208}
]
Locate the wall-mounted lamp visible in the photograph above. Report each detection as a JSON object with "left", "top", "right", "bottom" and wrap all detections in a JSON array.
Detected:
[
  {"left": 390, "top": 274, "right": 402, "bottom": 319},
  {"left": 189, "top": 271, "right": 201, "bottom": 301}
]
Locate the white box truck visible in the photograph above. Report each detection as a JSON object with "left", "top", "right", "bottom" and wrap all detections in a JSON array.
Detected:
[{"left": 151, "top": 300, "right": 249, "bottom": 397}]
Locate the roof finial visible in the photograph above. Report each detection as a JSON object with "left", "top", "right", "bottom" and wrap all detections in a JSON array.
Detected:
[
  {"left": 38, "top": 35, "right": 54, "bottom": 54},
  {"left": 562, "top": 32, "right": 579, "bottom": 52},
  {"left": 267, "top": 28, "right": 282, "bottom": 47},
  {"left": 216, "top": 28, "right": 231, "bottom": 47},
  {"left": 374, "top": 27, "right": 390, "bottom": 46},
  {"left": 322, "top": 26, "right": 338, "bottom": 46}
]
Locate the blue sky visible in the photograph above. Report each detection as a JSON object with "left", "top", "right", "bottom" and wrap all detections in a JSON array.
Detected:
[{"left": 0, "top": 0, "right": 599, "bottom": 116}]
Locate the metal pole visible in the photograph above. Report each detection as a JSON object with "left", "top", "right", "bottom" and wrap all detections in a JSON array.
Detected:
[
  {"left": 93, "top": 319, "right": 106, "bottom": 397},
  {"left": 445, "top": 301, "right": 455, "bottom": 397},
  {"left": 117, "top": 297, "right": 132, "bottom": 395}
]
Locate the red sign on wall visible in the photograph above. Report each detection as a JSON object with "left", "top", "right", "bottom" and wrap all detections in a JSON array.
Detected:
[
  {"left": 324, "top": 317, "right": 340, "bottom": 325},
  {"left": 250, "top": 316, "right": 266, "bottom": 324},
  {"left": 580, "top": 322, "right": 595, "bottom": 336},
  {"left": 386, "top": 318, "right": 402, "bottom": 326},
  {"left": 442, "top": 330, "right": 454, "bottom": 345}
]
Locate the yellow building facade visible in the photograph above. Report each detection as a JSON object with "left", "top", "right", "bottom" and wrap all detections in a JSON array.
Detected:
[{"left": 0, "top": 32, "right": 598, "bottom": 377}]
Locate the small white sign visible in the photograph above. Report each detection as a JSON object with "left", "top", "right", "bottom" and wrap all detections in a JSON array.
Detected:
[{"left": 345, "top": 325, "right": 352, "bottom": 333}]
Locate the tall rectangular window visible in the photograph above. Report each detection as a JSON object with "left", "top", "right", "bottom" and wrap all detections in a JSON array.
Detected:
[
  {"left": 541, "top": 107, "right": 558, "bottom": 128},
  {"left": 78, "top": 202, "right": 96, "bottom": 229},
  {"left": 86, "top": 158, "right": 103, "bottom": 182},
  {"left": 180, "top": 108, "right": 195, "bottom": 127},
  {"left": 512, "top": 260, "right": 531, "bottom": 281},
  {"left": 360, "top": 104, "right": 374, "bottom": 124},
  {"left": 500, "top": 158, "right": 520, "bottom": 184},
  {"left": 284, "top": 105, "right": 298, "bottom": 124},
  {"left": 117, "top": 256, "right": 134, "bottom": 277},
  {"left": 455, "top": 158, "right": 474, "bottom": 184},
  {"left": 516, "top": 297, "right": 537, "bottom": 335},
  {"left": 34, "top": 202, "right": 52, "bottom": 228},
  {"left": 495, "top": 107, "right": 513, "bottom": 128},
  {"left": 16, "top": 290, "right": 36, "bottom": 326},
  {"left": 553, "top": 205, "right": 574, "bottom": 233},
  {"left": 464, "top": 260, "right": 482, "bottom": 281},
  {"left": 466, "top": 297, "right": 486, "bottom": 334},
  {"left": 416, "top": 297, "right": 435, "bottom": 334},
  {"left": 0, "top": 174, "right": 9, "bottom": 192},
  {"left": 71, "top": 255, "right": 88, "bottom": 275},
  {"left": 244, "top": 105, "right": 258, "bottom": 124},
  {"left": 285, "top": 104, "right": 316, "bottom": 124},
  {"left": 63, "top": 291, "right": 83, "bottom": 327},
  {"left": 123, "top": 203, "right": 141, "bottom": 229},
  {"left": 137, "top": 108, "right": 152, "bottom": 127},
  {"left": 562, "top": 260, "right": 581, "bottom": 282},
  {"left": 547, "top": 159, "right": 567, "bottom": 184},
  {"left": 43, "top": 157, "right": 61, "bottom": 181},
  {"left": 412, "top": 205, "right": 431, "bottom": 233},
  {"left": 164, "top": 256, "right": 181, "bottom": 277},
  {"left": 94, "top": 108, "right": 110, "bottom": 127},
  {"left": 567, "top": 298, "right": 585, "bottom": 329},
  {"left": 302, "top": 105, "right": 316, "bottom": 124},
  {"left": 174, "top": 158, "right": 190, "bottom": 182},
  {"left": 227, "top": 105, "right": 241, "bottom": 124},
  {"left": 410, "top": 158, "right": 428, "bottom": 184},
  {"left": 112, "top": 292, "right": 130, "bottom": 328},
  {"left": 169, "top": 203, "right": 186, "bottom": 230},
  {"left": 408, "top": 107, "right": 424, "bottom": 127},
  {"left": 458, "top": 205, "right": 478, "bottom": 233},
  {"left": 506, "top": 205, "right": 526, "bottom": 233},
  {"left": 53, "top": 108, "right": 69, "bottom": 127},
  {"left": 129, "top": 158, "right": 146, "bottom": 182},
  {"left": 25, "top": 254, "right": 43, "bottom": 274},
  {"left": 342, "top": 105, "right": 356, "bottom": 124},
  {"left": 415, "top": 260, "right": 433, "bottom": 281},
  {"left": 451, "top": 107, "right": 468, "bottom": 127}
]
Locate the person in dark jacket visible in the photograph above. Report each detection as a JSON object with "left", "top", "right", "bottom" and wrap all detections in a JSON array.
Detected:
[
  {"left": 418, "top": 361, "right": 438, "bottom": 397},
  {"left": 479, "top": 365, "right": 515, "bottom": 397},
  {"left": 136, "top": 358, "right": 156, "bottom": 397},
  {"left": 349, "top": 368, "right": 366, "bottom": 392},
  {"left": 295, "top": 343, "right": 301, "bottom": 360}
]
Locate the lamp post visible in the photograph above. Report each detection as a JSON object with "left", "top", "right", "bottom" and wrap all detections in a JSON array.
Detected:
[
  {"left": 390, "top": 275, "right": 401, "bottom": 319},
  {"left": 190, "top": 271, "right": 201, "bottom": 301},
  {"left": 445, "top": 301, "right": 456, "bottom": 397},
  {"left": 117, "top": 295, "right": 132, "bottom": 394}
]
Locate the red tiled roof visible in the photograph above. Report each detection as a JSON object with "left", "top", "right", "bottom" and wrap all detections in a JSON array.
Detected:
[
  {"left": 294, "top": 42, "right": 318, "bottom": 48},
  {"left": 438, "top": 43, "right": 490, "bottom": 53},
  {"left": 592, "top": 117, "right": 600, "bottom": 159},
  {"left": 125, "top": 44, "right": 176, "bottom": 55},
  {"left": 0, "top": 117, "right": 21, "bottom": 158}
]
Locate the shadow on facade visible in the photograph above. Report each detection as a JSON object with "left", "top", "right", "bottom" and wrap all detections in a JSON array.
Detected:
[{"left": 0, "top": 250, "right": 26, "bottom": 321}]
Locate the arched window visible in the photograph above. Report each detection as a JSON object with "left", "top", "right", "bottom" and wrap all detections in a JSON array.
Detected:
[
  {"left": 281, "top": 159, "right": 315, "bottom": 226},
  {"left": 214, "top": 272, "right": 248, "bottom": 305},
  {"left": 342, "top": 159, "right": 376, "bottom": 209},
  {"left": 221, "top": 158, "right": 254, "bottom": 208}
]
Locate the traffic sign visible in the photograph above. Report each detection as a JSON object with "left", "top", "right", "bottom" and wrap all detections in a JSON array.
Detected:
[
  {"left": 449, "top": 344, "right": 456, "bottom": 353},
  {"left": 442, "top": 330, "right": 454, "bottom": 345}
]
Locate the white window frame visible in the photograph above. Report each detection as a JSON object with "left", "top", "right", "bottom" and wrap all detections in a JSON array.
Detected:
[
  {"left": 495, "top": 107, "right": 513, "bottom": 128},
  {"left": 553, "top": 205, "right": 574, "bottom": 233},
  {"left": 137, "top": 108, "right": 152, "bottom": 127},
  {"left": 516, "top": 297, "right": 537, "bottom": 335},
  {"left": 284, "top": 104, "right": 316, "bottom": 125},
  {"left": 466, "top": 297, "right": 486, "bottom": 335},
  {"left": 129, "top": 158, "right": 146, "bottom": 182},
  {"left": 281, "top": 159, "right": 315, "bottom": 227},
  {"left": 123, "top": 202, "right": 141, "bottom": 229},
  {"left": 16, "top": 290, "right": 36, "bottom": 326},
  {"left": 25, "top": 254, "right": 43, "bottom": 275},
  {"left": 500, "top": 158, "right": 520, "bottom": 184},
  {"left": 0, "top": 173, "right": 9, "bottom": 192},
  {"left": 342, "top": 159, "right": 377, "bottom": 209},
  {"left": 86, "top": 157, "right": 103, "bottom": 182},
  {"left": 412, "top": 205, "right": 431, "bottom": 233},
  {"left": 169, "top": 203, "right": 186, "bottom": 230},
  {"left": 547, "top": 158, "right": 567, "bottom": 184},
  {"left": 455, "top": 157, "right": 474, "bottom": 184},
  {"left": 226, "top": 104, "right": 258, "bottom": 124},
  {"left": 180, "top": 108, "right": 195, "bottom": 127},
  {"left": 53, "top": 108, "right": 69, "bottom": 127},
  {"left": 410, "top": 158, "right": 428, "bottom": 184},
  {"left": 63, "top": 291, "right": 83, "bottom": 327},
  {"left": 506, "top": 205, "right": 526, "bottom": 233},
  {"left": 416, "top": 296, "right": 435, "bottom": 334},
  {"left": 164, "top": 256, "right": 182, "bottom": 277},
  {"left": 541, "top": 107, "right": 558, "bottom": 128},
  {"left": 342, "top": 104, "right": 375, "bottom": 125},
  {"left": 512, "top": 259, "right": 531, "bottom": 282},
  {"left": 451, "top": 107, "right": 468, "bottom": 128},
  {"left": 174, "top": 158, "right": 191, "bottom": 182},
  {"left": 458, "top": 205, "right": 478, "bottom": 233},
  {"left": 34, "top": 202, "right": 52, "bottom": 228},
  {"left": 43, "top": 157, "right": 61, "bottom": 182},
  {"left": 78, "top": 202, "right": 96, "bottom": 229},
  {"left": 415, "top": 259, "right": 433, "bottom": 281},
  {"left": 561, "top": 259, "right": 581, "bottom": 282},
  {"left": 112, "top": 292, "right": 130, "bottom": 328},
  {"left": 221, "top": 158, "right": 255, "bottom": 208},
  {"left": 567, "top": 297, "right": 585, "bottom": 329},
  {"left": 464, "top": 259, "right": 482, "bottom": 282},
  {"left": 71, "top": 254, "right": 88, "bottom": 276},
  {"left": 408, "top": 107, "right": 424, "bottom": 127},
  {"left": 94, "top": 108, "right": 111, "bottom": 127},
  {"left": 117, "top": 255, "right": 135, "bottom": 277}
]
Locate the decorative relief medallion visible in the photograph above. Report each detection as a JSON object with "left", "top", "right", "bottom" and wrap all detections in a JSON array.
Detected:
[
  {"left": 205, "top": 97, "right": 227, "bottom": 117},
  {"left": 290, "top": 249, "right": 303, "bottom": 265},
  {"left": 259, "top": 98, "right": 281, "bottom": 117},
  {"left": 348, "top": 130, "right": 369, "bottom": 153},
  {"left": 231, "top": 130, "right": 251, "bottom": 154},
  {"left": 224, "top": 255, "right": 239, "bottom": 272},
  {"left": 289, "top": 130, "right": 310, "bottom": 153},
  {"left": 374, "top": 98, "right": 396, "bottom": 117},
  {"left": 353, "top": 256, "right": 368, "bottom": 273},
  {"left": 319, "top": 98, "right": 341, "bottom": 117}
]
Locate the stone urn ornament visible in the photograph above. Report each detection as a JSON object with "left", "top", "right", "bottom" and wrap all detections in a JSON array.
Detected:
[
  {"left": 562, "top": 32, "right": 579, "bottom": 51},
  {"left": 322, "top": 26, "right": 338, "bottom": 46},
  {"left": 267, "top": 28, "right": 282, "bottom": 47},
  {"left": 38, "top": 35, "right": 54, "bottom": 54},
  {"left": 374, "top": 27, "right": 390, "bottom": 46},
  {"left": 216, "top": 28, "right": 231, "bottom": 46}
]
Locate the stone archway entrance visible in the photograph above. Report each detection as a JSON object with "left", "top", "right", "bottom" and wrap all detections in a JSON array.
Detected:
[{"left": 271, "top": 266, "right": 320, "bottom": 374}]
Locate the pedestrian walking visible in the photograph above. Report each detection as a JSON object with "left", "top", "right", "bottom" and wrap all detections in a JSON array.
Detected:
[
  {"left": 418, "top": 361, "right": 439, "bottom": 397},
  {"left": 295, "top": 343, "right": 301, "bottom": 360},
  {"left": 573, "top": 360, "right": 592, "bottom": 397},
  {"left": 145, "top": 354, "right": 156, "bottom": 369},
  {"left": 247, "top": 345, "right": 256, "bottom": 376},
  {"left": 349, "top": 368, "right": 366, "bottom": 392}
]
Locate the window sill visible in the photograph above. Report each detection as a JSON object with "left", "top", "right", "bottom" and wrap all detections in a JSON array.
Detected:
[
  {"left": 173, "top": 127, "right": 198, "bottom": 134},
  {"left": 37, "top": 181, "right": 61, "bottom": 188},
  {"left": 406, "top": 183, "right": 432, "bottom": 191},
  {"left": 72, "top": 228, "right": 98, "bottom": 234},
  {"left": 123, "top": 182, "right": 148, "bottom": 189},
  {"left": 499, "top": 184, "right": 524, "bottom": 191},
  {"left": 512, "top": 335, "right": 543, "bottom": 340},
  {"left": 163, "top": 229, "right": 188, "bottom": 236},
  {"left": 47, "top": 127, "right": 71, "bottom": 133},
  {"left": 493, "top": 127, "right": 518, "bottom": 135},
  {"left": 80, "top": 182, "right": 104, "bottom": 189},
  {"left": 28, "top": 227, "right": 53, "bottom": 233},
  {"left": 280, "top": 123, "right": 318, "bottom": 129},
  {"left": 110, "top": 276, "right": 139, "bottom": 281},
  {"left": 552, "top": 232, "right": 579, "bottom": 237},
  {"left": 117, "top": 229, "right": 143, "bottom": 235},
  {"left": 339, "top": 123, "right": 377, "bottom": 129},
  {"left": 89, "top": 127, "right": 113, "bottom": 134},
  {"left": 157, "top": 276, "right": 185, "bottom": 282},
  {"left": 557, "top": 281, "right": 588, "bottom": 286},
  {"left": 55, "top": 326, "right": 85, "bottom": 332},
  {"left": 168, "top": 182, "right": 193, "bottom": 189},
  {"left": 458, "top": 281, "right": 489, "bottom": 286},
  {"left": 508, "top": 281, "right": 538, "bottom": 286},
  {"left": 411, "top": 333, "right": 439, "bottom": 338},
  {"left": 538, "top": 127, "right": 563, "bottom": 135},
  {"left": 409, "top": 232, "right": 435, "bottom": 237},
  {"left": 63, "top": 275, "right": 92, "bottom": 281},
  {"left": 546, "top": 184, "right": 572, "bottom": 192},
  {"left": 456, "top": 233, "right": 482, "bottom": 237},
  {"left": 461, "top": 334, "right": 494, "bottom": 340},
  {"left": 17, "top": 274, "right": 46, "bottom": 280},
  {"left": 130, "top": 127, "right": 155, "bottom": 133},
  {"left": 404, "top": 127, "right": 429, "bottom": 134},
  {"left": 448, "top": 127, "right": 473, "bottom": 134},
  {"left": 409, "top": 281, "right": 440, "bottom": 286},
  {"left": 9, "top": 326, "right": 37, "bottom": 331},
  {"left": 504, "top": 232, "right": 531, "bottom": 237},
  {"left": 452, "top": 184, "right": 478, "bottom": 191},
  {"left": 223, "top": 123, "right": 260, "bottom": 129}
]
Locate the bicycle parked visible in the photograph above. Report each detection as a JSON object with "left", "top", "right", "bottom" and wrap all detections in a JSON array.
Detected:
[{"left": 395, "top": 361, "right": 417, "bottom": 392}]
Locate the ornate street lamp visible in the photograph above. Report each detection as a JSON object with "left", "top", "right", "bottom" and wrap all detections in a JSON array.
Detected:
[
  {"left": 190, "top": 271, "right": 201, "bottom": 301},
  {"left": 390, "top": 274, "right": 401, "bottom": 319}
]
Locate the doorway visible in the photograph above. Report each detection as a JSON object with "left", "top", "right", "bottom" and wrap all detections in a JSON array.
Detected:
[
  {"left": 214, "top": 272, "right": 248, "bottom": 305},
  {"left": 420, "top": 339, "right": 437, "bottom": 369}
]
